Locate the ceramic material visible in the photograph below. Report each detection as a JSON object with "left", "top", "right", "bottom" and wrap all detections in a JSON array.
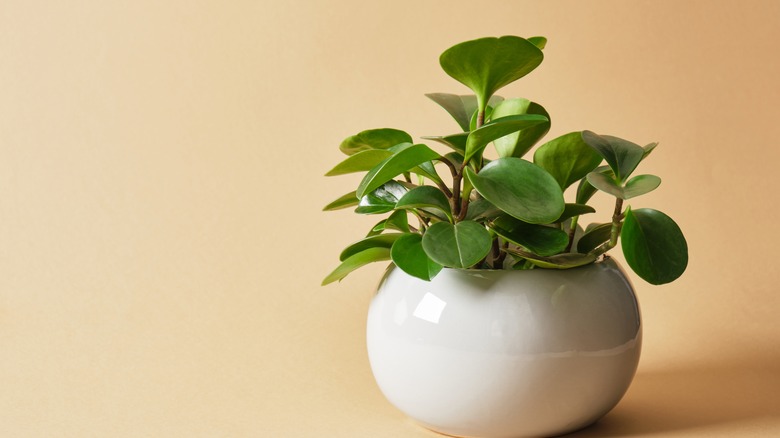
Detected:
[{"left": 366, "top": 258, "right": 641, "bottom": 438}]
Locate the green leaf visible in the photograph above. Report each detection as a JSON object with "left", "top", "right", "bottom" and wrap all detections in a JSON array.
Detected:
[
  {"left": 465, "top": 157, "right": 564, "bottom": 224},
  {"left": 355, "top": 181, "right": 408, "bottom": 214},
  {"left": 504, "top": 248, "right": 597, "bottom": 269},
  {"left": 325, "top": 149, "right": 393, "bottom": 176},
  {"left": 623, "top": 174, "right": 662, "bottom": 199},
  {"left": 340, "top": 233, "right": 405, "bottom": 261},
  {"left": 534, "top": 131, "right": 603, "bottom": 189},
  {"left": 621, "top": 208, "right": 688, "bottom": 285},
  {"left": 464, "top": 198, "right": 501, "bottom": 221},
  {"left": 385, "top": 210, "right": 410, "bottom": 233},
  {"left": 492, "top": 98, "right": 551, "bottom": 159},
  {"left": 491, "top": 216, "right": 568, "bottom": 256},
  {"left": 413, "top": 161, "right": 444, "bottom": 186},
  {"left": 425, "top": 93, "right": 476, "bottom": 132},
  {"left": 469, "top": 103, "right": 503, "bottom": 131},
  {"left": 576, "top": 223, "right": 612, "bottom": 254},
  {"left": 391, "top": 233, "right": 443, "bottom": 281},
  {"left": 424, "top": 94, "right": 504, "bottom": 132},
  {"left": 527, "top": 36, "right": 547, "bottom": 50},
  {"left": 581, "top": 131, "right": 644, "bottom": 182},
  {"left": 323, "top": 191, "right": 359, "bottom": 211},
  {"left": 443, "top": 151, "right": 464, "bottom": 168},
  {"left": 356, "top": 144, "right": 441, "bottom": 198},
  {"left": 422, "top": 133, "right": 468, "bottom": 154},
  {"left": 395, "top": 186, "right": 453, "bottom": 222},
  {"left": 576, "top": 165, "right": 614, "bottom": 204},
  {"left": 339, "top": 128, "right": 413, "bottom": 155},
  {"left": 366, "top": 219, "right": 386, "bottom": 237},
  {"left": 586, "top": 171, "right": 625, "bottom": 198},
  {"left": 642, "top": 142, "right": 659, "bottom": 160},
  {"left": 421, "top": 221, "right": 492, "bottom": 268},
  {"left": 439, "top": 36, "right": 544, "bottom": 113},
  {"left": 322, "top": 247, "right": 392, "bottom": 285},
  {"left": 556, "top": 203, "right": 596, "bottom": 223},
  {"left": 464, "top": 114, "right": 549, "bottom": 164}
]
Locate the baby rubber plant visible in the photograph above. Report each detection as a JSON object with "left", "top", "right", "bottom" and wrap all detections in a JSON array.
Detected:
[{"left": 322, "top": 35, "right": 688, "bottom": 286}]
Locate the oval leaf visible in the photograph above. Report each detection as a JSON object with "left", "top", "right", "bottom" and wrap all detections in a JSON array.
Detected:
[
  {"left": 621, "top": 208, "right": 688, "bottom": 285},
  {"left": 465, "top": 157, "right": 564, "bottom": 224},
  {"left": 527, "top": 36, "right": 547, "bottom": 50},
  {"left": 385, "top": 210, "right": 410, "bottom": 233},
  {"left": 366, "top": 219, "right": 386, "bottom": 237},
  {"left": 556, "top": 203, "right": 596, "bottom": 223},
  {"left": 340, "top": 233, "right": 405, "bottom": 261},
  {"left": 464, "top": 198, "right": 501, "bottom": 221},
  {"left": 642, "top": 142, "right": 659, "bottom": 160},
  {"left": 413, "top": 161, "right": 444, "bottom": 186},
  {"left": 421, "top": 221, "right": 492, "bottom": 268},
  {"left": 323, "top": 191, "right": 359, "bottom": 211},
  {"left": 439, "top": 36, "right": 544, "bottom": 111},
  {"left": 581, "top": 131, "right": 644, "bottom": 182},
  {"left": 355, "top": 181, "right": 408, "bottom": 214},
  {"left": 391, "top": 233, "right": 443, "bottom": 281},
  {"left": 339, "top": 128, "right": 412, "bottom": 155},
  {"left": 325, "top": 149, "right": 393, "bottom": 176},
  {"left": 492, "top": 98, "right": 551, "bottom": 159},
  {"left": 422, "top": 133, "right": 468, "bottom": 154},
  {"left": 321, "top": 247, "right": 391, "bottom": 285},
  {"left": 534, "top": 131, "right": 603, "bottom": 189},
  {"left": 576, "top": 165, "right": 614, "bottom": 204},
  {"left": 586, "top": 171, "right": 625, "bottom": 199},
  {"left": 576, "top": 222, "right": 612, "bottom": 254},
  {"left": 504, "top": 247, "right": 597, "bottom": 269},
  {"left": 464, "top": 114, "right": 549, "bottom": 164},
  {"left": 425, "top": 93, "right": 476, "bottom": 132},
  {"left": 356, "top": 144, "right": 441, "bottom": 198},
  {"left": 395, "top": 186, "right": 453, "bottom": 222},
  {"left": 623, "top": 174, "right": 662, "bottom": 199},
  {"left": 491, "top": 216, "right": 568, "bottom": 256}
]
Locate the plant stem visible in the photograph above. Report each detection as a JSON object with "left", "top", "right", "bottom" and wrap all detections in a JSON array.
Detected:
[
  {"left": 565, "top": 216, "right": 579, "bottom": 253},
  {"left": 438, "top": 156, "right": 458, "bottom": 178},
  {"left": 610, "top": 198, "right": 624, "bottom": 247},
  {"left": 411, "top": 210, "right": 428, "bottom": 232},
  {"left": 591, "top": 197, "right": 625, "bottom": 257},
  {"left": 489, "top": 238, "right": 501, "bottom": 268},
  {"left": 435, "top": 180, "right": 453, "bottom": 198},
  {"left": 493, "top": 240, "right": 508, "bottom": 269},
  {"left": 456, "top": 190, "right": 470, "bottom": 221},
  {"left": 452, "top": 171, "right": 463, "bottom": 218}
]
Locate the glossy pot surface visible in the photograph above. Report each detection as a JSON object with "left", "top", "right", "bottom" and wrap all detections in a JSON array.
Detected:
[{"left": 366, "top": 258, "right": 641, "bottom": 438}]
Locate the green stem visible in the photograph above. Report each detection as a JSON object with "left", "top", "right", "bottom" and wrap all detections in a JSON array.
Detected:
[
  {"left": 609, "top": 198, "right": 624, "bottom": 247},
  {"left": 591, "top": 197, "right": 624, "bottom": 257},
  {"left": 565, "top": 216, "right": 579, "bottom": 253},
  {"left": 493, "top": 240, "right": 508, "bottom": 269},
  {"left": 411, "top": 210, "right": 428, "bottom": 232},
  {"left": 456, "top": 187, "right": 471, "bottom": 221},
  {"left": 452, "top": 172, "right": 463, "bottom": 218}
]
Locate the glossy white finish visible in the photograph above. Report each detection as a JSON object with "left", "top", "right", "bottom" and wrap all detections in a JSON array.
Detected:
[{"left": 367, "top": 258, "right": 641, "bottom": 438}]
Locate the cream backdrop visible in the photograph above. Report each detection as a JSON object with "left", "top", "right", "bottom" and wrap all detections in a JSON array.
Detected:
[{"left": 1, "top": 1, "right": 778, "bottom": 436}]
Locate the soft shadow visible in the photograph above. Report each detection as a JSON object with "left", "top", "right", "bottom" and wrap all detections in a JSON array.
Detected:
[{"left": 563, "top": 351, "right": 780, "bottom": 436}]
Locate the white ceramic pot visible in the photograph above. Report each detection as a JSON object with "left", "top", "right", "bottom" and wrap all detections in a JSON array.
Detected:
[{"left": 366, "top": 258, "right": 641, "bottom": 438}]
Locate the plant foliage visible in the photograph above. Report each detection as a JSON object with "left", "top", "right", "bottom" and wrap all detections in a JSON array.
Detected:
[{"left": 322, "top": 35, "right": 688, "bottom": 286}]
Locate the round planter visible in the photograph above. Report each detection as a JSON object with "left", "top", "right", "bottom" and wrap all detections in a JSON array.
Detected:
[{"left": 366, "top": 258, "right": 641, "bottom": 438}]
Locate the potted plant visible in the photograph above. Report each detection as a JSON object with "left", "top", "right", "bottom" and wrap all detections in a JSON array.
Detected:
[{"left": 322, "top": 35, "right": 688, "bottom": 438}]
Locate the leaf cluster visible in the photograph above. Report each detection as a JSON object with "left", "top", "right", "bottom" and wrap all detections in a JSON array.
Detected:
[{"left": 323, "top": 36, "right": 688, "bottom": 286}]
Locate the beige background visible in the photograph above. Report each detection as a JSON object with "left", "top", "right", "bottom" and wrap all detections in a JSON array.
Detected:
[{"left": 1, "top": 0, "right": 778, "bottom": 436}]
